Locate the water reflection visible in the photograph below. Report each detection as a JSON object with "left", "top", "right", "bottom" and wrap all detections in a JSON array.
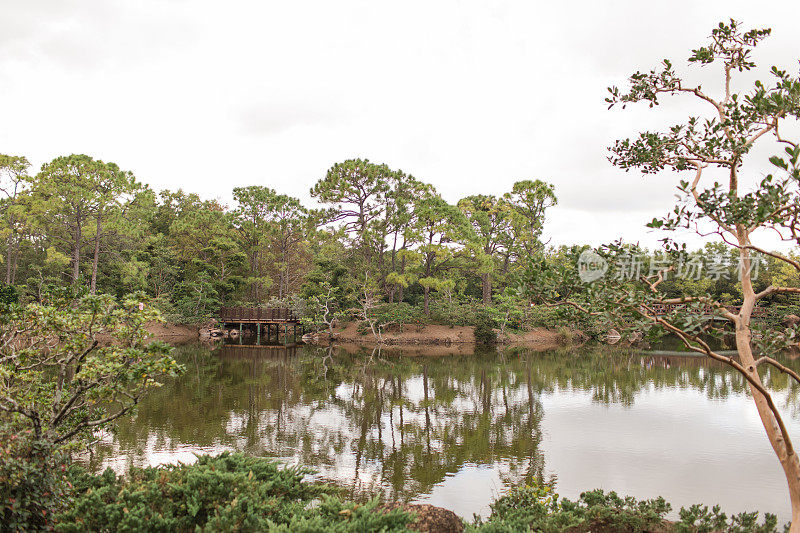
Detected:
[{"left": 90, "top": 343, "right": 800, "bottom": 521}]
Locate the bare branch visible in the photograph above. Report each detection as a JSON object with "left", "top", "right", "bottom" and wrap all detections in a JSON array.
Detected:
[
  {"left": 755, "top": 286, "right": 800, "bottom": 300},
  {"left": 755, "top": 356, "right": 800, "bottom": 385},
  {"left": 53, "top": 401, "right": 137, "bottom": 445}
]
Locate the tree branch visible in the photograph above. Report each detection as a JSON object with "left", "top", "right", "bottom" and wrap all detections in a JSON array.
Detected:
[{"left": 755, "top": 356, "right": 800, "bottom": 385}]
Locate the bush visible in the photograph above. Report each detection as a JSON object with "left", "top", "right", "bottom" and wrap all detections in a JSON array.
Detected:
[
  {"left": 468, "top": 484, "right": 783, "bottom": 532},
  {"left": 428, "top": 298, "right": 481, "bottom": 327},
  {"left": 372, "top": 302, "right": 425, "bottom": 333},
  {"left": 526, "top": 305, "right": 563, "bottom": 329},
  {"left": 470, "top": 485, "right": 666, "bottom": 532},
  {"left": 57, "top": 453, "right": 413, "bottom": 532},
  {"left": 555, "top": 326, "right": 576, "bottom": 345},
  {"left": 0, "top": 283, "right": 18, "bottom": 307},
  {"left": 0, "top": 427, "right": 69, "bottom": 532},
  {"left": 473, "top": 311, "right": 497, "bottom": 345}
]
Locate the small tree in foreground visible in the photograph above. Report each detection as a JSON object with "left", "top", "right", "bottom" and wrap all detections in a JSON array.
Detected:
[
  {"left": 544, "top": 20, "right": 800, "bottom": 529},
  {"left": 0, "top": 293, "right": 182, "bottom": 445},
  {"left": 0, "top": 292, "right": 182, "bottom": 528}
]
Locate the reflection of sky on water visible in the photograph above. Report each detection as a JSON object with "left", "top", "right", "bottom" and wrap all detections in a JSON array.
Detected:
[
  {"left": 540, "top": 385, "right": 797, "bottom": 523},
  {"left": 92, "top": 348, "right": 798, "bottom": 524}
]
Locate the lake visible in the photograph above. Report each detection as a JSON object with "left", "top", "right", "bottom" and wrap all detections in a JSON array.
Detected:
[{"left": 90, "top": 342, "right": 800, "bottom": 523}]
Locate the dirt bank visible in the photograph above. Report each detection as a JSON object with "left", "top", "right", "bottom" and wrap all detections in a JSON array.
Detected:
[
  {"left": 145, "top": 322, "right": 198, "bottom": 343},
  {"left": 311, "top": 322, "right": 582, "bottom": 351}
]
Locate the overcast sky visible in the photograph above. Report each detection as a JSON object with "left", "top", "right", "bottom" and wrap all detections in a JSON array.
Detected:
[{"left": 2, "top": 0, "right": 799, "bottom": 249}]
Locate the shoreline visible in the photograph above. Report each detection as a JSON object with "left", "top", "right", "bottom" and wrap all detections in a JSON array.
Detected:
[
  {"left": 305, "top": 322, "right": 585, "bottom": 350},
  {"left": 155, "top": 321, "right": 585, "bottom": 350}
]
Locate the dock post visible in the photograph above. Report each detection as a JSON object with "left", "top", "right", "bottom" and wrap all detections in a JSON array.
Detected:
[
  {"left": 239, "top": 322, "right": 242, "bottom": 337},
  {"left": 257, "top": 323, "right": 261, "bottom": 344},
  {"left": 284, "top": 323, "right": 288, "bottom": 343}
]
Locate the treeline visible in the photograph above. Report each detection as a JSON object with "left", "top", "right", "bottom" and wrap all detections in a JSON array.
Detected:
[
  {"left": 0, "top": 154, "right": 557, "bottom": 321},
  {"left": 3, "top": 153, "right": 798, "bottom": 327}
]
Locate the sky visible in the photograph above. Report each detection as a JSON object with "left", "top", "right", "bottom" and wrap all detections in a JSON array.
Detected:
[{"left": 1, "top": 0, "right": 799, "bottom": 249}]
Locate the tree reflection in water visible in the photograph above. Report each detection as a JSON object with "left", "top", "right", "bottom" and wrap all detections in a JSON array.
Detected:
[{"left": 89, "top": 343, "right": 800, "bottom": 503}]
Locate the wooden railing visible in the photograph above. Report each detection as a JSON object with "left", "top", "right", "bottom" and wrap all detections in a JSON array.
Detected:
[{"left": 218, "top": 306, "right": 300, "bottom": 323}]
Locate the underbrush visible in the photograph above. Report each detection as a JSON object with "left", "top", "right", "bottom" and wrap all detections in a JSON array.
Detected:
[
  {"left": 3, "top": 449, "right": 786, "bottom": 532},
  {"left": 56, "top": 453, "right": 413, "bottom": 532},
  {"left": 468, "top": 484, "right": 784, "bottom": 533}
]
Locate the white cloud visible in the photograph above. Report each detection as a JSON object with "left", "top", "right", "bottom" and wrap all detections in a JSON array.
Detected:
[{"left": 1, "top": 0, "right": 798, "bottom": 249}]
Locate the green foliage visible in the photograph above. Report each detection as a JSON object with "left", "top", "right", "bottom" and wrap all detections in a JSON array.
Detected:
[
  {"left": 470, "top": 484, "right": 782, "bottom": 532},
  {"left": 486, "top": 288, "right": 525, "bottom": 335},
  {"left": 428, "top": 297, "right": 481, "bottom": 327},
  {"left": 674, "top": 504, "right": 780, "bottom": 533},
  {"left": 0, "top": 426, "right": 69, "bottom": 532},
  {"left": 303, "top": 283, "right": 345, "bottom": 334},
  {"left": 0, "top": 293, "right": 182, "bottom": 446},
  {"left": 371, "top": 302, "right": 425, "bottom": 333},
  {"left": 0, "top": 282, "right": 18, "bottom": 306},
  {"left": 526, "top": 305, "right": 563, "bottom": 329},
  {"left": 57, "top": 453, "right": 413, "bottom": 532},
  {"left": 473, "top": 310, "right": 497, "bottom": 345},
  {"left": 470, "top": 485, "right": 669, "bottom": 532},
  {"left": 268, "top": 498, "right": 413, "bottom": 533},
  {"left": 3, "top": 145, "right": 563, "bottom": 333}
]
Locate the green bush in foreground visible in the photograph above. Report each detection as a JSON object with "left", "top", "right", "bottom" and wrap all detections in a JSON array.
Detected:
[
  {"left": 41, "top": 452, "right": 788, "bottom": 532},
  {"left": 468, "top": 484, "right": 784, "bottom": 533},
  {"left": 0, "top": 427, "right": 69, "bottom": 532},
  {"left": 56, "top": 453, "right": 413, "bottom": 533}
]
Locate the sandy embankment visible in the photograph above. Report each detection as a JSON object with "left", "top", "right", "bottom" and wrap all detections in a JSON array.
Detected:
[
  {"left": 318, "top": 322, "right": 582, "bottom": 352},
  {"left": 145, "top": 322, "right": 199, "bottom": 343}
]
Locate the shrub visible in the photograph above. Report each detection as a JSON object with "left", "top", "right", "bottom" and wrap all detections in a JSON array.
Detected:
[
  {"left": 0, "top": 283, "right": 18, "bottom": 307},
  {"left": 526, "top": 305, "right": 563, "bottom": 329},
  {"left": 473, "top": 311, "right": 497, "bottom": 345},
  {"left": 372, "top": 302, "right": 425, "bottom": 333},
  {"left": 57, "top": 453, "right": 413, "bottom": 532},
  {"left": 0, "top": 426, "right": 69, "bottom": 532},
  {"left": 555, "top": 326, "right": 576, "bottom": 345},
  {"left": 470, "top": 485, "right": 670, "bottom": 532},
  {"left": 469, "top": 484, "right": 783, "bottom": 532},
  {"left": 429, "top": 298, "right": 481, "bottom": 327}
]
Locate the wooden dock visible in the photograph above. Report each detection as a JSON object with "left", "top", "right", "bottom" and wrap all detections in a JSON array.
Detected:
[{"left": 218, "top": 306, "right": 304, "bottom": 343}]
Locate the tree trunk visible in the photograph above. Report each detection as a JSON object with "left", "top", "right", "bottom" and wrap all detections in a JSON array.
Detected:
[
  {"left": 72, "top": 221, "right": 82, "bottom": 283},
  {"left": 397, "top": 255, "right": 407, "bottom": 303},
  {"left": 481, "top": 273, "right": 491, "bottom": 304},
  {"left": 251, "top": 250, "right": 259, "bottom": 302},
  {"left": 5, "top": 236, "right": 12, "bottom": 285},
  {"left": 737, "top": 237, "right": 800, "bottom": 530},
  {"left": 90, "top": 214, "right": 102, "bottom": 294},
  {"left": 10, "top": 236, "right": 20, "bottom": 284}
]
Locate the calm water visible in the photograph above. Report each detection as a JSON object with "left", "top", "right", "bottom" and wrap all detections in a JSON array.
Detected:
[{"left": 91, "top": 342, "right": 800, "bottom": 523}]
